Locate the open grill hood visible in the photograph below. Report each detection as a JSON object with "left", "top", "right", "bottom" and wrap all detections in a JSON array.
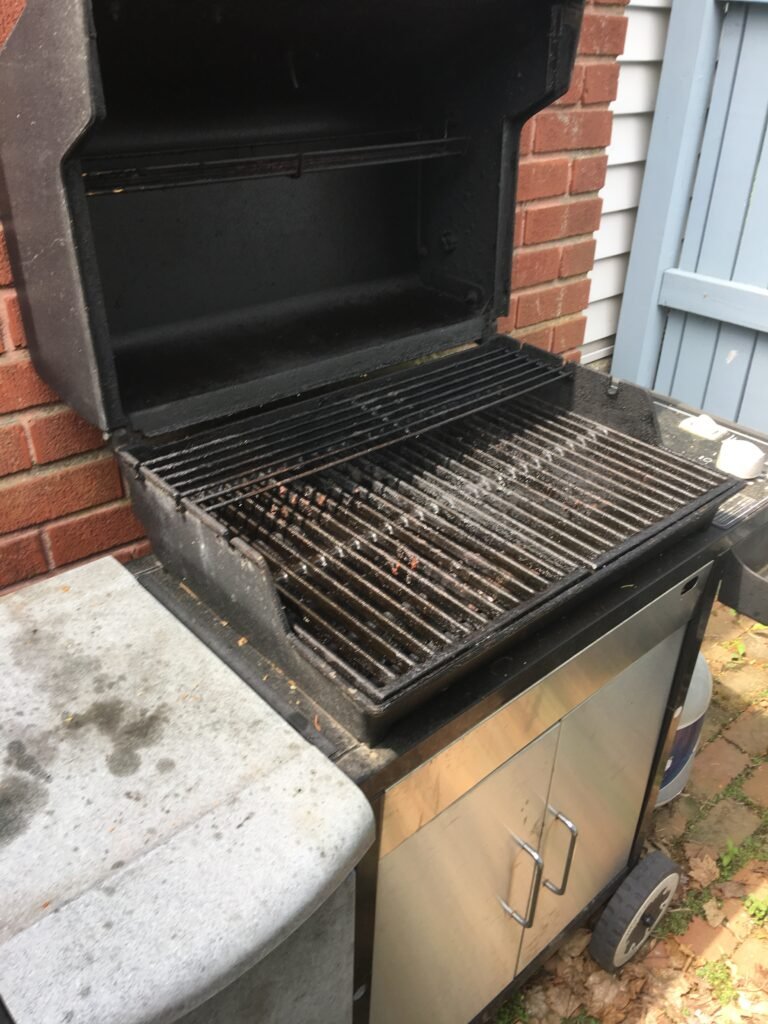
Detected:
[{"left": 0, "top": 0, "right": 583, "bottom": 436}]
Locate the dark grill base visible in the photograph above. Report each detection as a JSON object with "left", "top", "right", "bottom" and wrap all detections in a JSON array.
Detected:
[{"left": 126, "top": 342, "right": 741, "bottom": 734}]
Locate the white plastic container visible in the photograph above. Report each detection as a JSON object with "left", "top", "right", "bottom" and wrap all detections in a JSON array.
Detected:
[
  {"left": 716, "top": 437, "right": 766, "bottom": 479},
  {"left": 656, "top": 653, "right": 713, "bottom": 807}
]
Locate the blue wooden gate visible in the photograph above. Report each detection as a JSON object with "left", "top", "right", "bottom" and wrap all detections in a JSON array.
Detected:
[{"left": 612, "top": 0, "right": 768, "bottom": 432}]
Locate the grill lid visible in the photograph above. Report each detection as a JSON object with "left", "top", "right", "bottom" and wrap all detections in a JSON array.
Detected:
[{"left": 0, "top": 0, "right": 584, "bottom": 435}]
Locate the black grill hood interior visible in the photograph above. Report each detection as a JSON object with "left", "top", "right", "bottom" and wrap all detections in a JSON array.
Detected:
[{"left": 0, "top": 0, "right": 583, "bottom": 435}]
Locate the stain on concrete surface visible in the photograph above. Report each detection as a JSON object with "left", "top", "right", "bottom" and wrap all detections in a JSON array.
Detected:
[
  {"left": 63, "top": 699, "right": 167, "bottom": 777},
  {"left": 64, "top": 699, "right": 126, "bottom": 737},
  {"left": 5, "top": 740, "right": 52, "bottom": 783},
  {"left": 0, "top": 774, "right": 48, "bottom": 847}
]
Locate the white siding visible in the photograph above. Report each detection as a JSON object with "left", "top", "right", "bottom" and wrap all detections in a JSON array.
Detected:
[
  {"left": 583, "top": 0, "right": 671, "bottom": 365},
  {"left": 613, "top": 63, "right": 661, "bottom": 114},
  {"left": 601, "top": 164, "right": 644, "bottom": 213},
  {"left": 594, "top": 210, "right": 636, "bottom": 260},
  {"left": 589, "top": 254, "right": 629, "bottom": 302}
]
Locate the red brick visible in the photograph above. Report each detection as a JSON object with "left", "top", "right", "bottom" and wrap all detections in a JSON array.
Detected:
[
  {"left": 688, "top": 736, "right": 749, "bottom": 799},
  {"left": 524, "top": 197, "right": 602, "bottom": 244},
  {"left": 571, "top": 154, "right": 609, "bottom": 194},
  {"left": 497, "top": 296, "right": 518, "bottom": 336},
  {"left": 560, "top": 238, "right": 596, "bottom": 278},
  {"left": 112, "top": 538, "right": 152, "bottom": 565},
  {"left": 0, "top": 354, "right": 57, "bottom": 413},
  {"left": 512, "top": 246, "right": 561, "bottom": 289},
  {"left": 675, "top": 917, "right": 738, "bottom": 960},
  {"left": 552, "top": 316, "right": 587, "bottom": 355},
  {"left": 25, "top": 406, "right": 104, "bottom": 464},
  {"left": 0, "top": 227, "right": 11, "bottom": 287},
  {"left": 558, "top": 196, "right": 604, "bottom": 237},
  {"left": 516, "top": 279, "right": 591, "bottom": 329},
  {"left": 0, "top": 529, "right": 48, "bottom": 588},
  {"left": 519, "top": 120, "right": 535, "bottom": 156},
  {"left": 514, "top": 212, "right": 525, "bottom": 248},
  {"left": 731, "top": 936, "right": 768, "bottom": 990},
  {"left": 0, "top": 1, "right": 24, "bottom": 48},
  {"left": 0, "top": 421, "right": 31, "bottom": 476},
  {"left": 45, "top": 501, "right": 145, "bottom": 567},
  {"left": 743, "top": 762, "right": 768, "bottom": 809},
  {"left": 562, "top": 348, "right": 582, "bottom": 364},
  {"left": 555, "top": 64, "right": 584, "bottom": 106},
  {"left": 583, "top": 61, "right": 621, "bottom": 104},
  {"left": 534, "top": 109, "right": 613, "bottom": 154},
  {"left": 1, "top": 290, "right": 27, "bottom": 349},
  {"left": 0, "top": 454, "right": 122, "bottom": 535},
  {"left": 516, "top": 326, "right": 553, "bottom": 352},
  {"left": 578, "top": 12, "right": 628, "bottom": 57},
  {"left": 722, "top": 706, "right": 768, "bottom": 757},
  {"left": 524, "top": 204, "right": 568, "bottom": 244},
  {"left": 517, "top": 157, "right": 570, "bottom": 202}
]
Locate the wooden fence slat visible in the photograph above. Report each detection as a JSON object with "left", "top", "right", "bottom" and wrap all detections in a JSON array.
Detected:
[
  {"left": 701, "top": 105, "right": 768, "bottom": 415},
  {"left": 666, "top": 7, "right": 756, "bottom": 405},
  {"left": 737, "top": 336, "right": 768, "bottom": 430},
  {"left": 611, "top": 0, "right": 727, "bottom": 386},
  {"left": 703, "top": 323, "right": 759, "bottom": 420},
  {"left": 694, "top": 11, "right": 768, "bottom": 275},
  {"left": 674, "top": 9, "right": 746, "bottom": 273},
  {"left": 660, "top": 270, "right": 768, "bottom": 333}
]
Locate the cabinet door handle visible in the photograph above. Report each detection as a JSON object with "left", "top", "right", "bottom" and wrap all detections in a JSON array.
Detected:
[
  {"left": 499, "top": 836, "right": 543, "bottom": 928},
  {"left": 543, "top": 808, "right": 579, "bottom": 896}
]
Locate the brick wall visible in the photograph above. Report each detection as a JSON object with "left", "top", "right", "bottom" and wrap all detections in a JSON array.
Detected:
[
  {"left": 0, "top": 258, "right": 149, "bottom": 591},
  {"left": 0, "top": 0, "right": 626, "bottom": 593},
  {"left": 0, "top": 138, "right": 148, "bottom": 590},
  {"left": 498, "top": 0, "right": 628, "bottom": 359}
]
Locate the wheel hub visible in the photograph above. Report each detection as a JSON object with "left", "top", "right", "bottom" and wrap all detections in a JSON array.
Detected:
[{"left": 615, "top": 878, "right": 677, "bottom": 967}]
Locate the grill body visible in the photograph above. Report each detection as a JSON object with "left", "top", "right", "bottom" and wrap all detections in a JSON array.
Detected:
[{"left": 124, "top": 341, "right": 741, "bottom": 740}]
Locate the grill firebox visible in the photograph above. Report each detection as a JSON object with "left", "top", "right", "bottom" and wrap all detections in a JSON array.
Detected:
[{"left": 126, "top": 342, "right": 740, "bottom": 735}]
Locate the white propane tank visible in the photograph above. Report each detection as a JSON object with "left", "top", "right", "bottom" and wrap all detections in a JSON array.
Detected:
[{"left": 656, "top": 653, "right": 713, "bottom": 807}]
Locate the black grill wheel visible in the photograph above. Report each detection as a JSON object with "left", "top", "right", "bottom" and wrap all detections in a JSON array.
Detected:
[{"left": 589, "top": 851, "right": 681, "bottom": 972}]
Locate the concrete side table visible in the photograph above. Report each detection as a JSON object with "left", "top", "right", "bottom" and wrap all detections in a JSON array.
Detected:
[{"left": 0, "top": 558, "right": 375, "bottom": 1024}]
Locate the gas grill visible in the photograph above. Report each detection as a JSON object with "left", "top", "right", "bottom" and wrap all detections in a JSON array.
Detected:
[
  {"left": 2, "top": 2, "right": 767, "bottom": 1023},
  {"left": 124, "top": 339, "right": 739, "bottom": 738}
]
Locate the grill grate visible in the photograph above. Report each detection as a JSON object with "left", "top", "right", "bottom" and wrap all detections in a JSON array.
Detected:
[
  {"left": 143, "top": 340, "right": 566, "bottom": 508},
  {"left": 206, "top": 398, "right": 727, "bottom": 698},
  {"left": 137, "top": 344, "right": 733, "bottom": 704}
]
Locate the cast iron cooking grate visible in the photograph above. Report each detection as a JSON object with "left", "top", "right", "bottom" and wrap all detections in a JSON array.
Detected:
[
  {"left": 143, "top": 340, "right": 565, "bottom": 506},
  {"left": 138, "top": 342, "right": 732, "bottom": 704}
]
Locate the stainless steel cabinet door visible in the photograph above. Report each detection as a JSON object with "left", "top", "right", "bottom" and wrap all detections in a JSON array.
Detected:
[
  {"left": 518, "top": 627, "right": 686, "bottom": 973},
  {"left": 370, "top": 726, "right": 559, "bottom": 1024}
]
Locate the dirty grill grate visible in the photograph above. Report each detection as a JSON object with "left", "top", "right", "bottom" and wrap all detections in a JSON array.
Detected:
[
  {"left": 208, "top": 399, "right": 727, "bottom": 697},
  {"left": 143, "top": 341, "right": 566, "bottom": 508},
  {"left": 137, "top": 345, "right": 732, "bottom": 703}
]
